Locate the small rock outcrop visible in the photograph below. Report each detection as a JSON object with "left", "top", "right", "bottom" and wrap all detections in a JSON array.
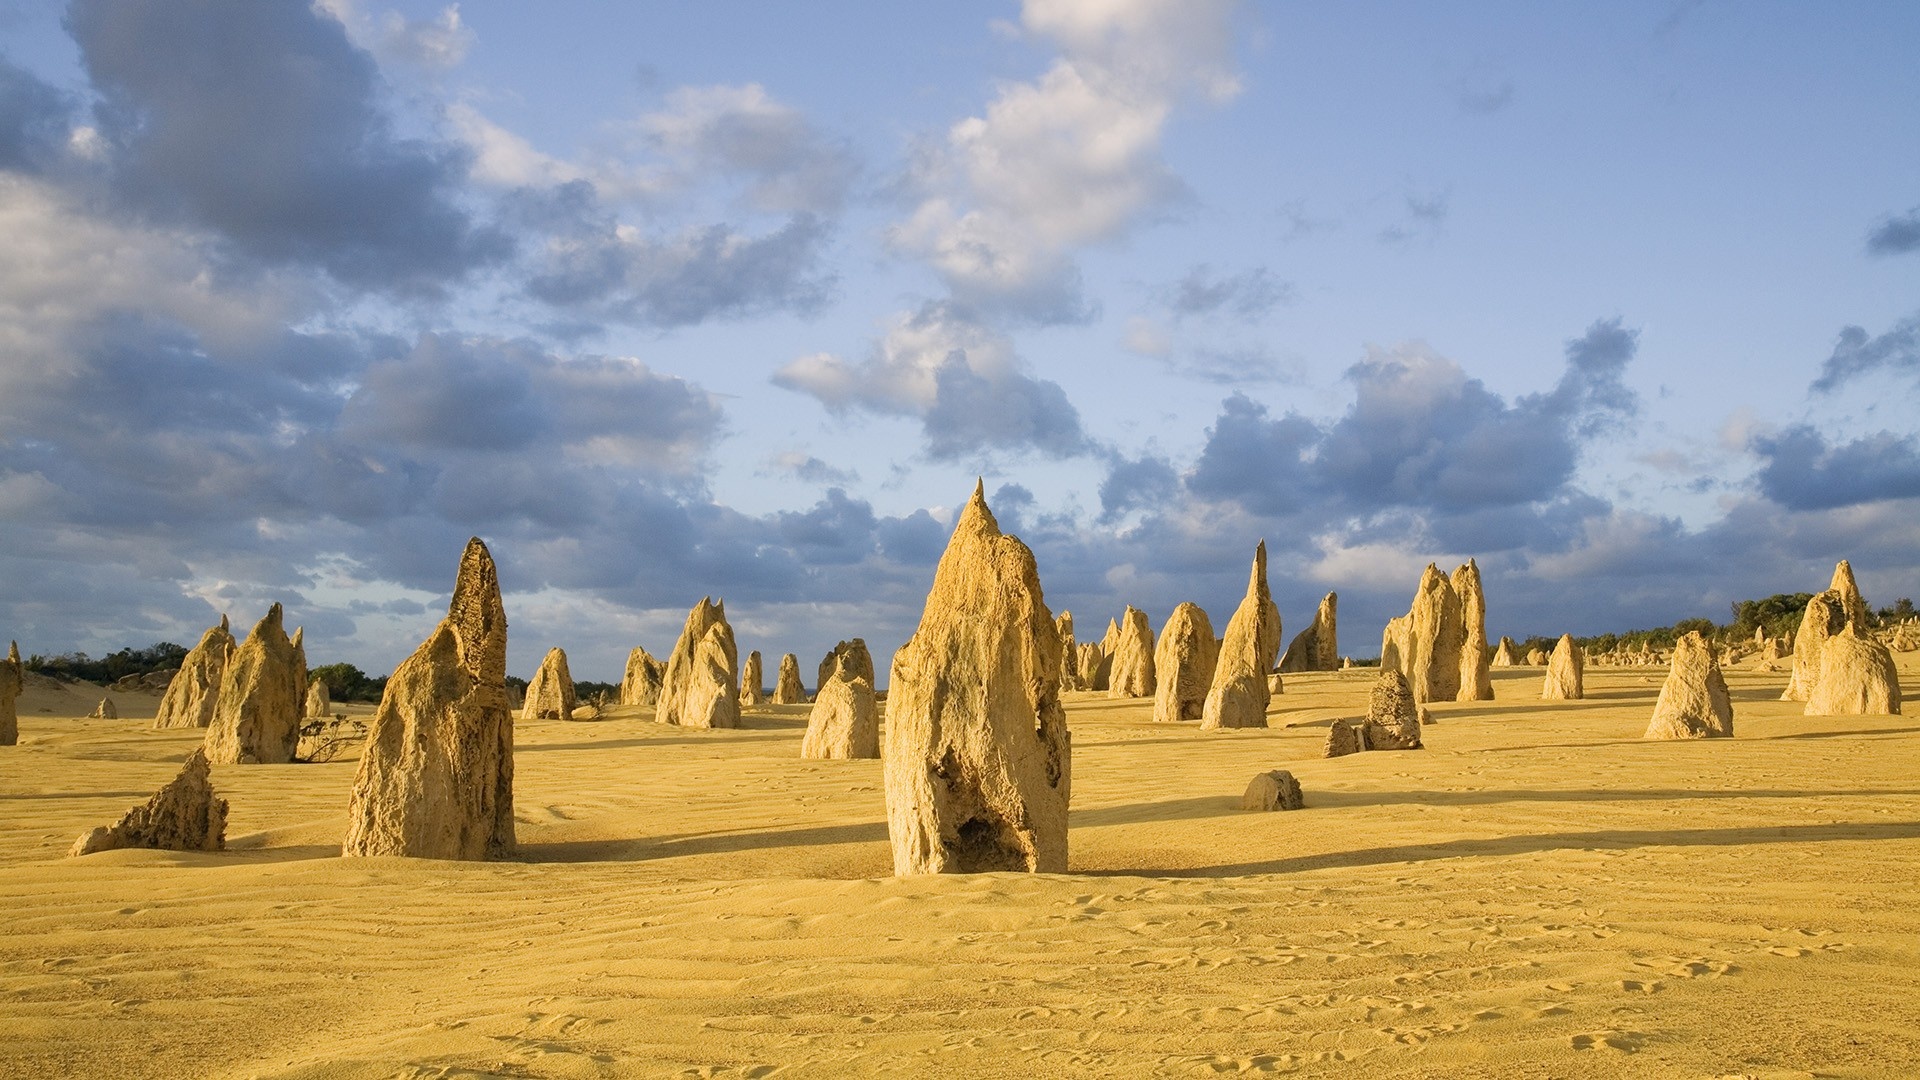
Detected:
[
  {"left": 91, "top": 698, "right": 117, "bottom": 719},
  {"left": 1240, "top": 770, "right": 1304, "bottom": 811},
  {"left": 1783, "top": 590, "right": 1846, "bottom": 702},
  {"left": 1107, "top": 607, "right": 1155, "bottom": 699},
  {"left": 1056, "top": 613, "right": 1083, "bottom": 691},
  {"left": 621, "top": 647, "right": 665, "bottom": 707},
  {"left": 1279, "top": 592, "right": 1339, "bottom": 673},
  {"left": 1805, "top": 624, "right": 1902, "bottom": 716},
  {"left": 1201, "top": 542, "right": 1283, "bottom": 730},
  {"left": 740, "top": 650, "right": 767, "bottom": 706},
  {"left": 801, "top": 654, "right": 879, "bottom": 759},
  {"left": 521, "top": 647, "right": 575, "bottom": 722},
  {"left": 1323, "top": 719, "right": 1365, "bottom": 758},
  {"left": 1, "top": 642, "right": 21, "bottom": 746},
  {"left": 154, "top": 617, "right": 235, "bottom": 730},
  {"left": 774, "top": 652, "right": 807, "bottom": 704},
  {"left": 1452, "top": 561, "right": 1494, "bottom": 701},
  {"left": 1079, "top": 641, "right": 1111, "bottom": 692},
  {"left": 305, "top": 680, "right": 330, "bottom": 718},
  {"left": 1645, "top": 631, "right": 1733, "bottom": 740},
  {"left": 1152, "top": 602, "right": 1218, "bottom": 722},
  {"left": 1363, "top": 670, "right": 1424, "bottom": 750},
  {"left": 1526, "top": 647, "right": 1548, "bottom": 666},
  {"left": 71, "top": 748, "right": 227, "bottom": 856},
  {"left": 203, "top": 605, "right": 306, "bottom": 765},
  {"left": 883, "top": 482, "right": 1071, "bottom": 875},
  {"left": 1491, "top": 636, "right": 1518, "bottom": 667},
  {"left": 1541, "top": 634, "right": 1584, "bottom": 700},
  {"left": 656, "top": 598, "right": 740, "bottom": 728},
  {"left": 341, "top": 537, "right": 515, "bottom": 860},
  {"left": 817, "top": 639, "right": 875, "bottom": 694}
]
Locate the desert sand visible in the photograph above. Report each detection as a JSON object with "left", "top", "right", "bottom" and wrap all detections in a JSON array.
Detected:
[{"left": 4, "top": 655, "right": 1919, "bottom": 1078}]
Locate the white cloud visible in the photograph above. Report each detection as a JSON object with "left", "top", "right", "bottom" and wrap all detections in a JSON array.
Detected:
[{"left": 317, "top": 1, "right": 474, "bottom": 71}]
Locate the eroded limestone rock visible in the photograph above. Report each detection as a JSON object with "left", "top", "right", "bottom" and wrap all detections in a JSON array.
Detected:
[
  {"left": 1383, "top": 566, "right": 1466, "bottom": 705},
  {"left": 1492, "top": 636, "right": 1518, "bottom": 667},
  {"left": 1783, "top": 591, "right": 1846, "bottom": 702},
  {"left": 521, "top": 647, "right": 575, "bottom": 722},
  {"left": 1107, "top": 607, "right": 1155, "bottom": 699},
  {"left": 1542, "top": 634, "right": 1584, "bottom": 701},
  {"left": 656, "top": 598, "right": 740, "bottom": 728},
  {"left": 1364, "top": 670, "right": 1423, "bottom": 750},
  {"left": 1152, "top": 602, "right": 1217, "bottom": 722},
  {"left": 1279, "top": 592, "right": 1339, "bottom": 673},
  {"left": 1645, "top": 631, "right": 1733, "bottom": 740},
  {"left": 1201, "top": 542, "right": 1282, "bottom": 731},
  {"left": 774, "top": 652, "right": 807, "bottom": 705},
  {"left": 801, "top": 654, "right": 879, "bottom": 759},
  {"left": 1240, "top": 770, "right": 1304, "bottom": 811},
  {"left": 91, "top": 698, "right": 117, "bottom": 719},
  {"left": 154, "top": 617, "right": 234, "bottom": 730},
  {"left": 305, "top": 679, "right": 330, "bottom": 718},
  {"left": 1, "top": 642, "right": 22, "bottom": 747},
  {"left": 1056, "top": 613, "right": 1083, "bottom": 691},
  {"left": 1452, "top": 561, "right": 1494, "bottom": 702},
  {"left": 740, "top": 650, "right": 767, "bottom": 706},
  {"left": 621, "top": 647, "right": 665, "bottom": 708},
  {"left": 1805, "top": 624, "right": 1902, "bottom": 716},
  {"left": 203, "top": 605, "right": 305, "bottom": 765},
  {"left": 817, "top": 639, "right": 875, "bottom": 695},
  {"left": 71, "top": 748, "right": 227, "bottom": 856}
]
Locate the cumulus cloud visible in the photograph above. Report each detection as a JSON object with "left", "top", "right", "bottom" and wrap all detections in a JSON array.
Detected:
[
  {"left": 1866, "top": 206, "right": 1920, "bottom": 256},
  {"left": 68, "top": 0, "right": 505, "bottom": 293},
  {"left": 1098, "top": 452, "right": 1179, "bottom": 522},
  {"left": 317, "top": 0, "right": 475, "bottom": 71},
  {"left": 0, "top": 57, "right": 73, "bottom": 173},
  {"left": 773, "top": 302, "right": 1091, "bottom": 460},
  {"left": 1810, "top": 311, "right": 1920, "bottom": 392},
  {"left": 887, "top": 0, "right": 1244, "bottom": 322},
  {"left": 1751, "top": 426, "right": 1920, "bottom": 511}
]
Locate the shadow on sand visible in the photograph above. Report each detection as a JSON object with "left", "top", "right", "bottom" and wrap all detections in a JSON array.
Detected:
[{"left": 520, "top": 819, "right": 889, "bottom": 864}]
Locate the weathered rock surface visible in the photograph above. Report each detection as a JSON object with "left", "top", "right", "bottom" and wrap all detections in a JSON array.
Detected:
[
  {"left": 1383, "top": 565, "right": 1466, "bottom": 705},
  {"left": 1828, "top": 559, "right": 1871, "bottom": 633},
  {"left": 621, "top": 647, "right": 665, "bottom": 708},
  {"left": 1201, "top": 542, "right": 1283, "bottom": 731},
  {"left": 1151, "top": 602, "right": 1218, "bottom": 722},
  {"left": 154, "top": 617, "right": 234, "bottom": 730},
  {"left": 1240, "top": 770, "right": 1304, "bottom": 811},
  {"left": 0, "top": 642, "right": 21, "bottom": 747},
  {"left": 817, "top": 639, "right": 875, "bottom": 695},
  {"left": 1077, "top": 641, "right": 1109, "bottom": 692},
  {"left": 1542, "top": 634, "right": 1584, "bottom": 700},
  {"left": 883, "top": 482, "right": 1071, "bottom": 875},
  {"left": 91, "top": 698, "right": 117, "bottom": 719},
  {"left": 113, "top": 669, "right": 177, "bottom": 693},
  {"left": 1452, "top": 561, "right": 1494, "bottom": 702},
  {"left": 1525, "top": 647, "right": 1548, "bottom": 666},
  {"left": 1324, "top": 719, "right": 1365, "bottom": 758},
  {"left": 305, "top": 679, "right": 330, "bottom": 719},
  {"left": 1107, "top": 607, "right": 1156, "bottom": 699},
  {"left": 740, "top": 650, "right": 767, "bottom": 706},
  {"left": 521, "top": 647, "right": 575, "bottom": 722},
  {"left": 1056, "top": 613, "right": 1083, "bottom": 691},
  {"left": 801, "top": 654, "right": 879, "bottom": 759},
  {"left": 1279, "top": 593, "right": 1339, "bottom": 673},
  {"left": 1805, "top": 624, "right": 1903, "bottom": 716},
  {"left": 1492, "top": 636, "right": 1518, "bottom": 667},
  {"left": 774, "top": 652, "right": 807, "bottom": 704},
  {"left": 341, "top": 538, "right": 515, "bottom": 860},
  {"left": 1782, "top": 590, "right": 1847, "bottom": 702},
  {"left": 1363, "top": 670, "right": 1424, "bottom": 750},
  {"left": 203, "top": 605, "right": 305, "bottom": 765},
  {"left": 71, "top": 748, "right": 227, "bottom": 856},
  {"left": 656, "top": 598, "right": 740, "bottom": 728},
  {"left": 1645, "top": 631, "right": 1733, "bottom": 740}
]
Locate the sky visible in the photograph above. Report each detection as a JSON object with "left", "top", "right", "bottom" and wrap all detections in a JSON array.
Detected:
[{"left": 0, "top": 0, "right": 1916, "bottom": 685}]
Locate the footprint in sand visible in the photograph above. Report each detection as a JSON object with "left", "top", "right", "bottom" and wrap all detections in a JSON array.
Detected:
[
  {"left": 1570, "top": 1029, "right": 1646, "bottom": 1053},
  {"left": 1617, "top": 979, "right": 1663, "bottom": 994}
]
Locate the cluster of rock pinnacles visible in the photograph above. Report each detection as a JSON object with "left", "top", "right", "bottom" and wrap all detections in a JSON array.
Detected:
[{"left": 46, "top": 486, "right": 1904, "bottom": 870}]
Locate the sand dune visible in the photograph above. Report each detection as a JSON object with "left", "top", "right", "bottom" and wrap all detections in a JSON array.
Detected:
[{"left": 4, "top": 659, "right": 1918, "bottom": 1077}]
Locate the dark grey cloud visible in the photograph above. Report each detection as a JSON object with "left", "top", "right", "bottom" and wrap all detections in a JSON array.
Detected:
[
  {"left": 922, "top": 355, "right": 1091, "bottom": 462},
  {"left": 1098, "top": 453, "right": 1180, "bottom": 523},
  {"left": 1170, "top": 264, "right": 1291, "bottom": 320},
  {"left": 1810, "top": 312, "right": 1920, "bottom": 392},
  {"left": 514, "top": 180, "right": 835, "bottom": 328},
  {"left": 777, "top": 488, "right": 879, "bottom": 565},
  {"left": 1866, "top": 207, "right": 1920, "bottom": 256},
  {"left": 768, "top": 452, "right": 858, "bottom": 486},
  {"left": 0, "top": 55, "right": 71, "bottom": 173},
  {"left": 638, "top": 84, "right": 861, "bottom": 217},
  {"left": 1751, "top": 426, "right": 1920, "bottom": 511},
  {"left": 1186, "top": 394, "right": 1321, "bottom": 515},
  {"left": 67, "top": 0, "right": 505, "bottom": 292}
]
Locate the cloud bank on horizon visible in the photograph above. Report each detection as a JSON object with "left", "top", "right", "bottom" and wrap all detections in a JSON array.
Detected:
[{"left": 0, "top": 0, "right": 1916, "bottom": 683}]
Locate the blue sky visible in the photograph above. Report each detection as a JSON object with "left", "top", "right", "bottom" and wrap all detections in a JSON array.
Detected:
[{"left": 0, "top": 0, "right": 1915, "bottom": 684}]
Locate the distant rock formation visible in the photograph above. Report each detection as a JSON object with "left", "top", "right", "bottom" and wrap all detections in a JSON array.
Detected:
[
  {"left": 1828, "top": 559, "right": 1871, "bottom": 632},
  {"left": 1525, "top": 647, "right": 1548, "bottom": 665},
  {"left": 1100, "top": 618, "right": 1120, "bottom": 664},
  {"left": 1151, "top": 602, "right": 1218, "bottom": 722},
  {"left": 521, "top": 647, "right": 575, "bottom": 722},
  {"left": 1542, "top": 634, "right": 1584, "bottom": 700},
  {"left": 884, "top": 482, "right": 1070, "bottom": 875},
  {"left": 1107, "top": 607, "right": 1155, "bottom": 699},
  {"left": 1240, "top": 770, "right": 1303, "bottom": 811},
  {"left": 1201, "top": 542, "right": 1282, "bottom": 730},
  {"left": 1452, "top": 561, "right": 1494, "bottom": 701},
  {"left": 817, "top": 639, "right": 875, "bottom": 695},
  {"left": 305, "top": 679, "right": 330, "bottom": 718},
  {"left": 1645, "top": 631, "right": 1733, "bottom": 739},
  {"left": 1381, "top": 565, "right": 1466, "bottom": 704},
  {"left": 203, "top": 605, "right": 305, "bottom": 765},
  {"left": 1782, "top": 590, "right": 1846, "bottom": 702},
  {"left": 342, "top": 537, "right": 515, "bottom": 860},
  {"left": 656, "top": 598, "right": 740, "bottom": 729},
  {"left": 801, "top": 653, "right": 879, "bottom": 759},
  {"left": 1077, "top": 642, "right": 1109, "bottom": 692},
  {"left": 1491, "top": 636, "right": 1518, "bottom": 667},
  {"left": 1364, "top": 670, "right": 1423, "bottom": 750},
  {"left": 621, "top": 647, "right": 665, "bottom": 707},
  {"left": 91, "top": 698, "right": 117, "bottom": 719},
  {"left": 1056, "top": 613, "right": 1083, "bottom": 691},
  {"left": 71, "top": 748, "right": 227, "bottom": 857},
  {"left": 774, "top": 652, "right": 806, "bottom": 704},
  {"left": 740, "top": 650, "right": 767, "bottom": 706},
  {"left": 1279, "top": 592, "right": 1339, "bottom": 673},
  {"left": 0, "top": 642, "right": 21, "bottom": 747},
  {"left": 154, "top": 617, "right": 235, "bottom": 730},
  {"left": 1805, "top": 624, "right": 1902, "bottom": 716}
]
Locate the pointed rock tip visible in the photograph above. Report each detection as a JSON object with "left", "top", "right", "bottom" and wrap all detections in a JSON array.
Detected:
[
  {"left": 955, "top": 479, "right": 1001, "bottom": 536},
  {"left": 219, "top": 613, "right": 229, "bottom": 631}
]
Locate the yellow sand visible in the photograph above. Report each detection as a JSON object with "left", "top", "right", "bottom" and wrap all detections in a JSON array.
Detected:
[{"left": 4, "top": 658, "right": 1918, "bottom": 1079}]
